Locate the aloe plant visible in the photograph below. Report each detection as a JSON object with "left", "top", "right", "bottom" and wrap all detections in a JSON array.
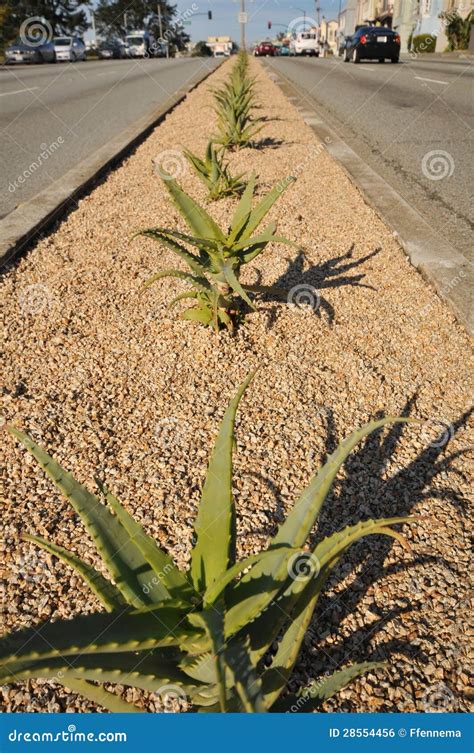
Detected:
[
  {"left": 139, "top": 173, "right": 295, "bottom": 331},
  {"left": 184, "top": 141, "right": 247, "bottom": 200},
  {"left": 2, "top": 375, "right": 416, "bottom": 713},
  {"left": 213, "top": 55, "right": 263, "bottom": 149}
]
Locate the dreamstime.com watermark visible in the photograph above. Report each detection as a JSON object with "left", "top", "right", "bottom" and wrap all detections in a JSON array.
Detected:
[
  {"left": 414, "top": 268, "right": 466, "bottom": 321},
  {"left": 421, "top": 149, "right": 454, "bottom": 181},
  {"left": 19, "top": 17, "right": 53, "bottom": 46},
  {"left": 145, "top": 2, "right": 199, "bottom": 57},
  {"left": 18, "top": 283, "right": 58, "bottom": 315},
  {"left": 152, "top": 149, "right": 186, "bottom": 180},
  {"left": 8, "top": 137, "right": 64, "bottom": 194},
  {"left": 154, "top": 683, "right": 188, "bottom": 711},
  {"left": 409, "top": 6, "right": 467, "bottom": 60},
  {"left": 141, "top": 559, "right": 180, "bottom": 596},
  {"left": 8, "top": 725, "right": 127, "bottom": 743},
  {"left": 276, "top": 139, "right": 332, "bottom": 194}
]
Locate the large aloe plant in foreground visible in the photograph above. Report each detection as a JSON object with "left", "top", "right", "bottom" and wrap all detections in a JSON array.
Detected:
[
  {"left": 2, "top": 375, "right": 415, "bottom": 712},
  {"left": 139, "top": 174, "right": 295, "bottom": 331}
]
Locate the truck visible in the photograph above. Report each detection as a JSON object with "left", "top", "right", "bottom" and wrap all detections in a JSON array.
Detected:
[
  {"left": 290, "top": 31, "right": 320, "bottom": 57},
  {"left": 125, "top": 30, "right": 155, "bottom": 58}
]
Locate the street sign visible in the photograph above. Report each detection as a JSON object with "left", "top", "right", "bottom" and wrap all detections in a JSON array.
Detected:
[{"left": 238, "top": 12, "right": 248, "bottom": 23}]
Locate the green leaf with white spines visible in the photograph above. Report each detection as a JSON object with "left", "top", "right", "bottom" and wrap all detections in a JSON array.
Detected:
[
  {"left": 96, "top": 480, "right": 196, "bottom": 603},
  {"left": 8, "top": 427, "right": 153, "bottom": 608},
  {"left": 23, "top": 534, "right": 125, "bottom": 612}
]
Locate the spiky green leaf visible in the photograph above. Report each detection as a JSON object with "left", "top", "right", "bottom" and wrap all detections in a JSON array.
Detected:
[{"left": 190, "top": 373, "right": 255, "bottom": 593}]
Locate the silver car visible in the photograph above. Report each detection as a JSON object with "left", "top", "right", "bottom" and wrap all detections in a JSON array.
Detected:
[
  {"left": 53, "top": 36, "right": 86, "bottom": 62},
  {"left": 5, "top": 38, "right": 56, "bottom": 64}
]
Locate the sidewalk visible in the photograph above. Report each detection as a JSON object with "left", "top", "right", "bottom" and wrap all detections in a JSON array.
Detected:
[{"left": 402, "top": 50, "right": 474, "bottom": 61}]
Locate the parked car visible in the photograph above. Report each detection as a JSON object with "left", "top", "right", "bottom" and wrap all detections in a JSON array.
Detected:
[
  {"left": 54, "top": 37, "right": 86, "bottom": 62},
  {"left": 290, "top": 31, "right": 319, "bottom": 57},
  {"left": 5, "top": 38, "right": 56, "bottom": 64},
  {"left": 338, "top": 35, "right": 353, "bottom": 57},
  {"left": 98, "top": 39, "right": 126, "bottom": 59},
  {"left": 278, "top": 45, "right": 291, "bottom": 56},
  {"left": 254, "top": 41, "right": 276, "bottom": 56},
  {"left": 343, "top": 26, "right": 400, "bottom": 63}
]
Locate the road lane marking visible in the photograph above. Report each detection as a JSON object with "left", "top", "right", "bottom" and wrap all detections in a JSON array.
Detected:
[
  {"left": 415, "top": 76, "right": 448, "bottom": 85},
  {"left": 0, "top": 87, "right": 39, "bottom": 98}
]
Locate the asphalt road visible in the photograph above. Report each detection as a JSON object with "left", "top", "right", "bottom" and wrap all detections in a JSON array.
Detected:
[
  {"left": 0, "top": 57, "right": 219, "bottom": 219},
  {"left": 265, "top": 56, "right": 473, "bottom": 262}
]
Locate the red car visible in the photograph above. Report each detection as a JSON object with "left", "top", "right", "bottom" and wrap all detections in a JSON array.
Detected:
[{"left": 254, "top": 41, "right": 276, "bottom": 56}]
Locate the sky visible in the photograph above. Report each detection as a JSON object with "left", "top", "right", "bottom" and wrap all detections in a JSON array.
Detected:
[
  {"left": 179, "top": 0, "right": 343, "bottom": 45},
  {"left": 85, "top": 0, "right": 343, "bottom": 46}
]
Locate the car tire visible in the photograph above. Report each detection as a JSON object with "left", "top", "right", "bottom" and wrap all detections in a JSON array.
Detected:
[
  {"left": 391, "top": 56, "right": 399, "bottom": 63},
  {"left": 378, "top": 58, "right": 385, "bottom": 63},
  {"left": 343, "top": 48, "right": 350, "bottom": 62},
  {"left": 353, "top": 47, "right": 361, "bottom": 63},
  {"left": 36, "top": 52, "right": 44, "bottom": 64}
]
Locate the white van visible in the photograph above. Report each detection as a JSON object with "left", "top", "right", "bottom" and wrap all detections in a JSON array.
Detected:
[
  {"left": 53, "top": 37, "right": 86, "bottom": 62},
  {"left": 291, "top": 32, "right": 320, "bottom": 57}
]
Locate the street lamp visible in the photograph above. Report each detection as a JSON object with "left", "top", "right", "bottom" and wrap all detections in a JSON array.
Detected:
[{"left": 292, "top": 6, "right": 308, "bottom": 28}]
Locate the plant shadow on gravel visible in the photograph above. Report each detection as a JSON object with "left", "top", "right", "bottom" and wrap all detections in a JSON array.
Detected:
[
  {"left": 248, "top": 245, "right": 379, "bottom": 328},
  {"left": 250, "top": 137, "right": 287, "bottom": 150},
  {"left": 296, "top": 401, "right": 473, "bottom": 710}
]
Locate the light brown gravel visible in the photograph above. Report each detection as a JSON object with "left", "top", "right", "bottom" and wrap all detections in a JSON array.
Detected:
[{"left": 1, "top": 58, "right": 473, "bottom": 714}]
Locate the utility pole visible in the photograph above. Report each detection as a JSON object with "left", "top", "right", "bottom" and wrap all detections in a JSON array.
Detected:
[
  {"left": 315, "top": 1, "right": 321, "bottom": 27},
  {"left": 91, "top": 10, "right": 97, "bottom": 48},
  {"left": 157, "top": 3, "right": 164, "bottom": 38},
  {"left": 240, "top": 0, "right": 246, "bottom": 50},
  {"left": 157, "top": 3, "right": 169, "bottom": 57}
]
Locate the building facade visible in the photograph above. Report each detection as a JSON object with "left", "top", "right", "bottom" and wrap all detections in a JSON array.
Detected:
[
  {"left": 391, "top": 0, "right": 473, "bottom": 52},
  {"left": 339, "top": 0, "right": 359, "bottom": 35}
]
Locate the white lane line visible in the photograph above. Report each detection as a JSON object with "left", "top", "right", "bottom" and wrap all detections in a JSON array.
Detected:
[
  {"left": 0, "top": 86, "right": 39, "bottom": 98},
  {"left": 415, "top": 76, "right": 449, "bottom": 85}
]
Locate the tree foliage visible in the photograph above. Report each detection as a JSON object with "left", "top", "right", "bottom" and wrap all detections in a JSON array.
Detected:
[
  {"left": 0, "top": 0, "right": 88, "bottom": 47},
  {"left": 192, "top": 40, "right": 212, "bottom": 56},
  {"left": 440, "top": 9, "right": 473, "bottom": 50},
  {"left": 95, "top": 0, "right": 189, "bottom": 49}
]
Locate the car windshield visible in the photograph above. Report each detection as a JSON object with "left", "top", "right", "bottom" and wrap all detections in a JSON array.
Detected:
[
  {"left": 54, "top": 38, "right": 72, "bottom": 45},
  {"left": 127, "top": 36, "right": 144, "bottom": 45}
]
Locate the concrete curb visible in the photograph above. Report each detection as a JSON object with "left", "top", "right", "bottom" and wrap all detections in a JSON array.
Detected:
[
  {"left": 0, "top": 62, "right": 219, "bottom": 269},
  {"left": 267, "top": 67, "right": 473, "bottom": 337}
]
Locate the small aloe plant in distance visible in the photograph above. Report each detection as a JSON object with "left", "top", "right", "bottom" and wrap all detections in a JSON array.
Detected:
[
  {"left": 1, "top": 374, "right": 415, "bottom": 712},
  {"left": 139, "top": 173, "right": 295, "bottom": 331},
  {"left": 213, "top": 53, "right": 263, "bottom": 149},
  {"left": 184, "top": 141, "right": 247, "bottom": 200}
]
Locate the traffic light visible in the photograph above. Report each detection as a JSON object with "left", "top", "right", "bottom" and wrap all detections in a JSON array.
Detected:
[
  {"left": 208, "top": 11, "right": 212, "bottom": 20},
  {"left": 268, "top": 21, "right": 272, "bottom": 29}
]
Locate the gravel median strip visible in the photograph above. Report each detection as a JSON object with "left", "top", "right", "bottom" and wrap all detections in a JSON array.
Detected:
[{"left": 1, "top": 58, "right": 472, "bottom": 714}]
